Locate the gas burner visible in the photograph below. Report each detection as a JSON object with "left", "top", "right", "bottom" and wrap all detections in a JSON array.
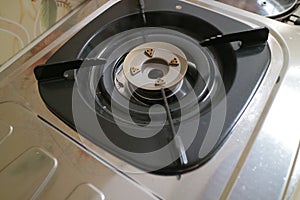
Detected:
[
  {"left": 34, "top": 2, "right": 271, "bottom": 175},
  {"left": 121, "top": 42, "right": 188, "bottom": 100},
  {"left": 123, "top": 42, "right": 187, "bottom": 90},
  {"left": 83, "top": 26, "right": 221, "bottom": 128}
]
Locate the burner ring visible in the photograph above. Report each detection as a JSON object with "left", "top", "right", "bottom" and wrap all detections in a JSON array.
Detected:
[
  {"left": 87, "top": 27, "right": 222, "bottom": 122},
  {"left": 123, "top": 42, "right": 188, "bottom": 91}
]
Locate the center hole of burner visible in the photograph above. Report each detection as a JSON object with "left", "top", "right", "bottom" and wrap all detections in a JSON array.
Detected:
[
  {"left": 141, "top": 58, "right": 169, "bottom": 79},
  {"left": 148, "top": 69, "right": 164, "bottom": 79}
]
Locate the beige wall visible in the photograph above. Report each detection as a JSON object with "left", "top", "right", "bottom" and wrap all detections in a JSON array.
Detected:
[{"left": 0, "top": 0, "right": 87, "bottom": 65}]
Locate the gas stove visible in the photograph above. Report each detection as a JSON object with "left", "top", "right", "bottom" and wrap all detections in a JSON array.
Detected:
[
  {"left": 1, "top": 0, "right": 300, "bottom": 199},
  {"left": 34, "top": 1, "right": 271, "bottom": 175}
]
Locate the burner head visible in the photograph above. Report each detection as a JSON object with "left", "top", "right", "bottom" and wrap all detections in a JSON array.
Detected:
[{"left": 123, "top": 42, "right": 188, "bottom": 91}]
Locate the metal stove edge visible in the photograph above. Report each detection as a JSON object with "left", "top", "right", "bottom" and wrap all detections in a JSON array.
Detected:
[{"left": 0, "top": 0, "right": 300, "bottom": 199}]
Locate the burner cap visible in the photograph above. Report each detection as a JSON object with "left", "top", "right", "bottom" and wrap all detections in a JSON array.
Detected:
[{"left": 123, "top": 42, "right": 188, "bottom": 91}]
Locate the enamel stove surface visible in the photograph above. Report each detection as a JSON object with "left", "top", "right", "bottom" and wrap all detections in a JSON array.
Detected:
[{"left": 0, "top": 0, "right": 300, "bottom": 199}]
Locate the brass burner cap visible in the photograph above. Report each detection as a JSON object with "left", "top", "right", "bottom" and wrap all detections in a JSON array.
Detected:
[{"left": 123, "top": 42, "right": 188, "bottom": 90}]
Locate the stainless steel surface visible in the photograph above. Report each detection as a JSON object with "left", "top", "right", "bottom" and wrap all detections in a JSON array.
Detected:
[
  {"left": 0, "top": 102, "right": 157, "bottom": 199},
  {"left": 215, "top": 0, "right": 299, "bottom": 18},
  {"left": 0, "top": 0, "right": 300, "bottom": 199},
  {"left": 285, "top": 142, "right": 300, "bottom": 199},
  {"left": 228, "top": 66, "right": 300, "bottom": 199},
  {"left": 66, "top": 183, "right": 105, "bottom": 200},
  {"left": 0, "top": 147, "right": 57, "bottom": 199}
]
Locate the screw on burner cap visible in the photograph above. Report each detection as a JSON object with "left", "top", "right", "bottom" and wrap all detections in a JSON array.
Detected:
[
  {"left": 155, "top": 77, "right": 166, "bottom": 86},
  {"left": 130, "top": 66, "right": 141, "bottom": 75},
  {"left": 123, "top": 42, "right": 188, "bottom": 91},
  {"left": 169, "top": 58, "right": 179, "bottom": 66},
  {"left": 145, "top": 48, "right": 154, "bottom": 57}
]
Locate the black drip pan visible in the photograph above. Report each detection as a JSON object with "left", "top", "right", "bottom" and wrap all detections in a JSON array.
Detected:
[{"left": 34, "top": 0, "right": 270, "bottom": 175}]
